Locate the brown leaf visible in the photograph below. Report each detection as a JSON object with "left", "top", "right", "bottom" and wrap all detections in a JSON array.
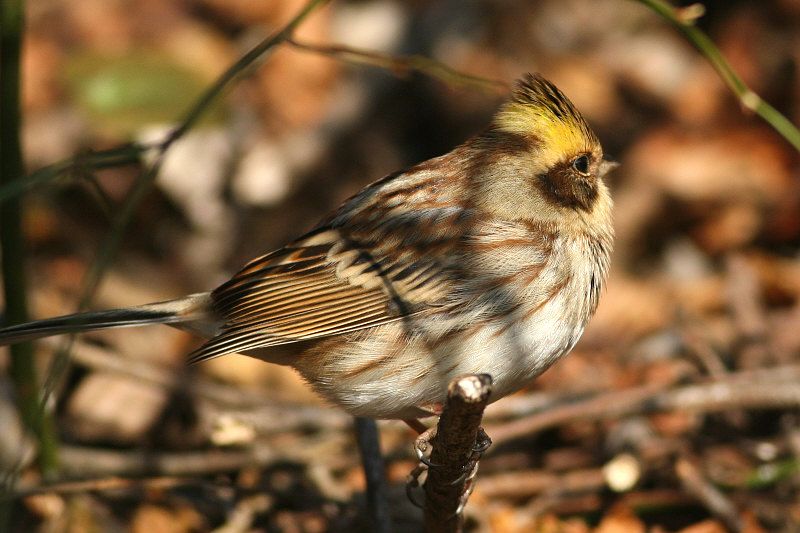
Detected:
[{"left": 594, "top": 505, "right": 645, "bottom": 533}]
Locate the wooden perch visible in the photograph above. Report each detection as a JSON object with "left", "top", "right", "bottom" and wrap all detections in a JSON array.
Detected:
[{"left": 423, "top": 374, "right": 493, "bottom": 533}]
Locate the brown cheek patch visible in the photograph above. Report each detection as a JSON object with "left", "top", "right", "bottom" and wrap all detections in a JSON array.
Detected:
[{"left": 537, "top": 163, "right": 597, "bottom": 211}]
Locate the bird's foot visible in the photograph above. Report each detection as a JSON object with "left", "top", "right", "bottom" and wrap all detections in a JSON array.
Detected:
[{"left": 414, "top": 425, "right": 439, "bottom": 468}]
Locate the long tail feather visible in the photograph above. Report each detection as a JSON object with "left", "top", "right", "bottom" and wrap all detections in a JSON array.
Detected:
[{"left": 0, "top": 292, "right": 215, "bottom": 345}]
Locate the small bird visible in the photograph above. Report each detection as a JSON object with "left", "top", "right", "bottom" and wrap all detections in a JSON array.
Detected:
[{"left": 0, "top": 74, "right": 616, "bottom": 424}]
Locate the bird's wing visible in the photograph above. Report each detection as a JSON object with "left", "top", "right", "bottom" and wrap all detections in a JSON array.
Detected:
[{"left": 187, "top": 205, "right": 469, "bottom": 363}]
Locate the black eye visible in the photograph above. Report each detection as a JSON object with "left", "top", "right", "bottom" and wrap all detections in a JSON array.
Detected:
[{"left": 571, "top": 155, "right": 590, "bottom": 175}]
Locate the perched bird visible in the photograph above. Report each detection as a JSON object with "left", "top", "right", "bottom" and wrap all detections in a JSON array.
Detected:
[{"left": 0, "top": 74, "right": 616, "bottom": 424}]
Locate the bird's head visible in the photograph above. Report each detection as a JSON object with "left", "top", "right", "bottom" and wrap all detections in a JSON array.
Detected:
[{"left": 464, "top": 74, "right": 616, "bottom": 225}]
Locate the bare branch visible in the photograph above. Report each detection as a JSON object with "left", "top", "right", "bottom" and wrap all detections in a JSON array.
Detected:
[
  {"left": 677, "top": 457, "right": 744, "bottom": 532},
  {"left": 423, "top": 374, "right": 492, "bottom": 533},
  {"left": 490, "top": 366, "right": 800, "bottom": 445}
]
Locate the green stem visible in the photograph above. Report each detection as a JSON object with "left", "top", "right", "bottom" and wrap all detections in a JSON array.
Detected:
[
  {"left": 0, "top": 0, "right": 59, "bottom": 481},
  {"left": 636, "top": 0, "right": 800, "bottom": 152},
  {"left": 0, "top": 13, "right": 59, "bottom": 533}
]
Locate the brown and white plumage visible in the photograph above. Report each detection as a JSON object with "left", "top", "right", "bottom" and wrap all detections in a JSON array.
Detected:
[{"left": 0, "top": 74, "right": 615, "bottom": 419}]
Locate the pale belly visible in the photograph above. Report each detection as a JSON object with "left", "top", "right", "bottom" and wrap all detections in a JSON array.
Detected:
[{"left": 296, "top": 281, "right": 592, "bottom": 419}]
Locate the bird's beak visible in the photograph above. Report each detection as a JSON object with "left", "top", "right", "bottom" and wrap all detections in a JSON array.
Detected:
[{"left": 598, "top": 154, "right": 619, "bottom": 177}]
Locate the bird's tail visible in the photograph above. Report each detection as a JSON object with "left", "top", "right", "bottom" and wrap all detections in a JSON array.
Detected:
[{"left": 0, "top": 292, "right": 216, "bottom": 345}]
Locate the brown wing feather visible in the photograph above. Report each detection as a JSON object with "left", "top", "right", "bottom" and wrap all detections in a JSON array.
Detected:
[{"left": 188, "top": 188, "right": 470, "bottom": 363}]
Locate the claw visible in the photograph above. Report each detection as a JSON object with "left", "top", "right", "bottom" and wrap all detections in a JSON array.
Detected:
[
  {"left": 406, "top": 425, "right": 489, "bottom": 515},
  {"left": 416, "top": 451, "right": 440, "bottom": 468},
  {"left": 453, "top": 477, "right": 477, "bottom": 517},
  {"left": 472, "top": 428, "right": 492, "bottom": 456},
  {"left": 405, "top": 464, "right": 427, "bottom": 508},
  {"left": 449, "top": 461, "right": 479, "bottom": 486},
  {"left": 405, "top": 422, "right": 439, "bottom": 509}
]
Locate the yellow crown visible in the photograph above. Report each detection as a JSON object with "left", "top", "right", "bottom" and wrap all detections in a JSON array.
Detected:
[{"left": 495, "top": 74, "right": 598, "bottom": 157}]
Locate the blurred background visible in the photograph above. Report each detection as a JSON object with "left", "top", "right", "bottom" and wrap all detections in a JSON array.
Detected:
[{"left": 3, "top": 0, "right": 800, "bottom": 531}]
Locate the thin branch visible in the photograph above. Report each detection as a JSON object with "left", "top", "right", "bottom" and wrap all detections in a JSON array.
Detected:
[
  {"left": 477, "top": 468, "right": 606, "bottom": 500},
  {"left": 37, "top": 0, "right": 332, "bottom": 450},
  {"left": 676, "top": 457, "right": 744, "bottom": 531},
  {"left": 635, "top": 0, "right": 800, "bottom": 152},
  {"left": 211, "top": 494, "right": 274, "bottom": 533},
  {"left": 423, "top": 374, "right": 493, "bottom": 533},
  {"left": 76, "top": 0, "right": 331, "bottom": 311},
  {"left": 13, "top": 476, "right": 208, "bottom": 498},
  {"left": 489, "top": 366, "right": 800, "bottom": 445},
  {"left": 286, "top": 39, "right": 508, "bottom": 96},
  {"left": 47, "top": 337, "right": 349, "bottom": 434},
  {"left": 0, "top": 143, "right": 147, "bottom": 203},
  {"left": 0, "top": 1, "right": 331, "bottom": 517},
  {"left": 165, "top": 0, "right": 329, "bottom": 148},
  {"left": 34, "top": 443, "right": 272, "bottom": 480},
  {"left": 0, "top": 6, "right": 500, "bottom": 206}
]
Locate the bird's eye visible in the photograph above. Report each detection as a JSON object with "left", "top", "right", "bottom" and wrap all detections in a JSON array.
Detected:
[{"left": 571, "top": 155, "right": 590, "bottom": 175}]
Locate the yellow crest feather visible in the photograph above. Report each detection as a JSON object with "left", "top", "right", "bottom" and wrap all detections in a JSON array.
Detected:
[{"left": 495, "top": 74, "right": 598, "bottom": 157}]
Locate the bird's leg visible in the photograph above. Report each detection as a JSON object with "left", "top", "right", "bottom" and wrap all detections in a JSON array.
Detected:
[
  {"left": 403, "top": 402, "right": 443, "bottom": 467},
  {"left": 403, "top": 401, "right": 447, "bottom": 507},
  {"left": 403, "top": 418, "right": 429, "bottom": 434},
  {"left": 354, "top": 418, "right": 392, "bottom": 532}
]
